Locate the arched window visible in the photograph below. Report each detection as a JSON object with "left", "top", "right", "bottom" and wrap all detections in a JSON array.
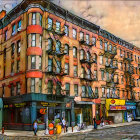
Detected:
[
  {"left": 93, "top": 53, "right": 97, "bottom": 63},
  {"left": 80, "top": 49, "right": 85, "bottom": 60},
  {"left": 73, "top": 47, "right": 77, "bottom": 58},
  {"left": 48, "top": 38, "right": 53, "bottom": 50},
  {"left": 64, "top": 44, "right": 69, "bottom": 55},
  {"left": 56, "top": 41, "right": 61, "bottom": 53},
  {"left": 87, "top": 51, "right": 90, "bottom": 61}
]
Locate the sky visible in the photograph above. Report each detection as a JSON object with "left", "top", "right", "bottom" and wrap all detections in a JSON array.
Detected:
[{"left": 0, "top": 0, "right": 140, "bottom": 47}]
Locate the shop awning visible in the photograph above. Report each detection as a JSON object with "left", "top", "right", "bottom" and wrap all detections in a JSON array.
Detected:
[{"left": 76, "top": 101, "right": 95, "bottom": 105}]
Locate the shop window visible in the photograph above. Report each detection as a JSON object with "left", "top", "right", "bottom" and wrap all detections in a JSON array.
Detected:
[
  {"left": 81, "top": 67, "right": 85, "bottom": 78},
  {"left": 17, "top": 40, "right": 21, "bottom": 54},
  {"left": 39, "top": 56, "right": 42, "bottom": 70},
  {"left": 56, "top": 60, "right": 61, "bottom": 74},
  {"left": 101, "top": 70, "right": 104, "bottom": 80},
  {"left": 80, "top": 32, "right": 84, "bottom": 40},
  {"left": 17, "top": 60, "right": 20, "bottom": 73},
  {"left": 65, "top": 83, "right": 70, "bottom": 95},
  {"left": 16, "top": 82, "right": 20, "bottom": 95},
  {"left": 74, "top": 84, "right": 78, "bottom": 96},
  {"left": 74, "top": 65, "right": 78, "bottom": 77},
  {"left": 87, "top": 51, "right": 90, "bottom": 61},
  {"left": 48, "top": 38, "right": 53, "bottom": 51},
  {"left": 81, "top": 85, "right": 86, "bottom": 97},
  {"left": 31, "top": 56, "right": 36, "bottom": 69},
  {"left": 39, "top": 36, "right": 42, "bottom": 48},
  {"left": 48, "top": 58, "right": 53, "bottom": 72},
  {"left": 11, "top": 84, "right": 14, "bottom": 96},
  {"left": 12, "top": 24, "right": 16, "bottom": 35},
  {"left": 104, "top": 42, "right": 108, "bottom": 51},
  {"left": 64, "top": 25, "right": 69, "bottom": 36},
  {"left": 86, "top": 34, "right": 89, "bottom": 44},
  {"left": 31, "top": 78, "right": 35, "bottom": 93},
  {"left": 100, "top": 40, "right": 103, "bottom": 49},
  {"left": 56, "top": 41, "right": 61, "bottom": 53},
  {"left": 11, "top": 63, "right": 14, "bottom": 74},
  {"left": 11, "top": 43, "right": 15, "bottom": 56},
  {"left": 87, "top": 86, "right": 93, "bottom": 97},
  {"left": 31, "top": 34, "right": 36, "bottom": 47},
  {"left": 48, "top": 80, "right": 53, "bottom": 94},
  {"left": 17, "top": 20, "right": 21, "bottom": 31},
  {"left": 64, "top": 63, "right": 69, "bottom": 75},
  {"left": 56, "top": 21, "right": 61, "bottom": 32},
  {"left": 102, "top": 87, "right": 105, "bottom": 97},
  {"left": 93, "top": 53, "right": 97, "bottom": 63},
  {"left": 73, "top": 47, "right": 77, "bottom": 58},
  {"left": 32, "top": 13, "right": 36, "bottom": 25},
  {"left": 100, "top": 56, "right": 103, "bottom": 64},
  {"left": 48, "top": 17, "right": 53, "bottom": 30},
  {"left": 80, "top": 49, "right": 85, "bottom": 60},
  {"left": 95, "top": 87, "right": 98, "bottom": 98},
  {"left": 92, "top": 37, "right": 96, "bottom": 46},
  {"left": 56, "top": 82, "right": 61, "bottom": 95},
  {"left": 64, "top": 44, "right": 69, "bottom": 55},
  {"left": 73, "top": 28, "right": 77, "bottom": 39},
  {"left": 39, "top": 79, "right": 42, "bottom": 93},
  {"left": 4, "top": 30, "right": 8, "bottom": 41}
]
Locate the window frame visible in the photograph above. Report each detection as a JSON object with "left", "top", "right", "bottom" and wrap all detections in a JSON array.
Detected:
[
  {"left": 31, "top": 78, "right": 35, "bottom": 93},
  {"left": 31, "top": 34, "right": 36, "bottom": 47},
  {"left": 73, "top": 28, "right": 77, "bottom": 39},
  {"left": 73, "top": 47, "right": 77, "bottom": 58},
  {"left": 32, "top": 13, "right": 36, "bottom": 25},
  {"left": 16, "top": 82, "right": 20, "bottom": 95},
  {"left": 65, "top": 83, "right": 70, "bottom": 95},
  {"left": 31, "top": 56, "right": 36, "bottom": 69}
]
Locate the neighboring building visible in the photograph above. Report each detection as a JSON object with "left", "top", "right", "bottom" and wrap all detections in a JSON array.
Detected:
[{"left": 0, "top": 0, "right": 139, "bottom": 130}]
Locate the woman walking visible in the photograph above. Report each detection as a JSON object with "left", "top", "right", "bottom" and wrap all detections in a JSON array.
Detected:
[
  {"left": 93, "top": 117, "right": 97, "bottom": 129},
  {"left": 33, "top": 120, "right": 38, "bottom": 136}
]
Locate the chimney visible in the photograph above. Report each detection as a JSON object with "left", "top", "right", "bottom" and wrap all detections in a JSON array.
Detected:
[{"left": 0, "top": 10, "right": 6, "bottom": 20}]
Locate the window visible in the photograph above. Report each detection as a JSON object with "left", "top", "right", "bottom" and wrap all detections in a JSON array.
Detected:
[
  {"left": 136, "top": 67, "right": 138, "bottom": 74},
  {"left": 121, "top": 75, "right": 123, "bottom": 84},
  {"left": 86, "top": 34, "right": 89, "bottom": 44},
  {"left": 105, "top": 57, "right": 109, "bottom": 65},
  {"left": 94, "top": 70, "right": 97, "bottom": 79},
  {"left": 39, "top": 14, "right": 42, "bottom": 26},
  {"left": 74, "top": 65, "right": 78, "bottom": 77},
  {"left": 11, "top": 63, "right": 14, "bottom": 74},
  {"left": 95, "top": 87, "right": 98, "bottom": 98},
  {"left": 100, "top": 56, "right": 103, "bottom": 64},
  {"left": 39, "top": 56, "right": 42, "bottom": 70},
  {"left": 73, "top": 47, "right": 77, "bottom": 58},
  {"left": 56, "top": 41, "right": 61, "bottom": 53},
  {"left": 48, "top": 38, "right": 53, "bottom": 50},
  {"left": 80, "top": 50, "right": 85, "bottom": 60},
  {"left": 17, "top": 20, "right": 21, "bottom": 30},
  {"left": 109, "top": 44, "right": 112, "bottom": 51},
  {"left": 31, "top": 34, "right": 36, "bottom": 47},
  {"left": 73, "top": 28, "right": 77, "bottom": 39},
  {"left": 31, "top": 56, "right": 36, "bottom": 69},
  {"left": 107, "top": 88, "right": 110, "bottom": 98},
  {"left": 87, "top": 69, "right": 91, "bottom": 79},
  {"left": 81, "top": 67, "right": 85, "bottom": 78},
  {"left": 87, "top": 52, "right": 90, "bottom": 61},
  {"left": 64, "top": 25, "right": 69, "bottom": 36},
  {"left": 12, "top": 24, "right": 16, "bottom": 35},
  {"left": 11, "top": 43, "right": 15, "bottom": 56},
  {"left": 74, "top": 84, "right": 78, "bottom": 96},
  {"left": 120, "top": 62, "right": 123, "bottom": 70},
  {"left": 137, "top": 79, "right": 139, "bottom": 87},
  {"left": 56, "top": 61, "right": 61, "bottom": 74},
  {"left": 102, "top": 87, "right": 105, "bottom": 97},
  {"left": 92, "top": 37, "right": 96, "bottom": 46},
  {"left": 48, "top": 59, "right": 53, "bottom": 72},
  {"left": 87, "top": 86, "right": 93, "bottom": 97},
  {"left": 11, "top": 84, "right": 14, "bottom": 96},
  {"left": 122, "top": 90, "right": 125, "bottom": 98},
  {"left": 120, "top": 49, "right": 122, "bottom": 57},
  {"left": 135, "top": 55, "right": 137, "bottom": 62},
  {"left": 93, "top": 53, "right": 97, "bottom": 63},
  {"left": 65, "top": 63, "right": 69, "bottom": 74},
  {"left": 48, "top": 18, "right": 53, "bottom": 30},
  {"left": 5, "top": 30, "right": 8, "bottom": 41},
  {"left": 117, "top": 89, "right": 120, "bottom": 97},
  {"left": 56, "top": 82, "right": 61, "bottom": 95},
  {"left": 65, "top": 83, "right": 70, "bottom": 95},
  {"left": 81, "top": 85, "right": 86, "bottom": 97},
  {"left": 31, "top": 78, "right": 35, "bottom": 92},
  {"left": 39, "top": 79, "right": 42, "bottom": 93},
  {"left": 106, "top": 72, "right": 109, "bottom": 81},
  {"left": 104, "top": 42, "right": 108, "bottom": 51},
  {"left": 17, "top": 60, "right": 20, "bottom": 73},
  {"left": 80, "top": 32, "right": 84, "bottom": 40},
  {"left": 56, "top": 21, "right": 61, "bottom": 32},
  {"left": 17, "top": 40, "right": 21, "bottom": 54},
  {"left": 39, "top": 36, "right": 42, "bottom": 48},
  {"left": 101, "top": 70, "right": 104, "bottom": 80},
  {"left": 64, "top": 44, "right": 69, "bottom": 55},
  {"left": 16, "top": 82, "right": 20, "bottom": 95},
  {"left": 100, "top": 40, "right": 103, "bottom": 49},
  {"left": 48, "top": 80, "right": 53, "bottom": 94},
  {"left": 32, "top": 13, "right": 36, "bottom": 25}
]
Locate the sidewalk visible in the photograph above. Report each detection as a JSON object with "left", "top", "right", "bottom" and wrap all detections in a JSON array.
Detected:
[{"left": 1, "top": 121, "right": 140, "bottom": 137}]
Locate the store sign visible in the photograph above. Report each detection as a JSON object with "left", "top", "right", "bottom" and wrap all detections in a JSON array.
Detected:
[
  {"left": 110, "top": 99, "right": 116, "bottom": 104},
  {"left": 126, "top": 102, "right": 136, "bottom": 106},
  {"left": 40, "top": 102, "right": 59, "bottom": 107},
  {"left": 40, "top": 108, "right": 47, "bottom": 114},
  {"left": 110, "top": 106, "right": 126, "bottom": 110},
  {"left": 126, "top": 106, "right": 136, "bottom": 110},
  {"left": 4, "top": 103, "right": 26, "bottom": 108}
]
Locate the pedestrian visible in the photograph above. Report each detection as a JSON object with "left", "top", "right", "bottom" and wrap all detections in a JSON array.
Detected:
[
  {"left": 33, "top": 120, "right": 38, "bottom": 136},
  {"left": 93, "top": 117, "right": 97, "bottom": 129},
  {"left": 62, "top": 118, "right": 66, "bottom": 132},
  {"left": 100, "top": 116, "right": 104, "bottom": 127}
]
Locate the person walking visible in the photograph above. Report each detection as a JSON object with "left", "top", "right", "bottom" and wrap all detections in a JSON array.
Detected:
[
  {"left": 100, "top": 116, "right": 104, "bottom": 127},
  {"left": 62, "top": 118, "right": 66, "bottom": 133},
  {"left": 93, "top": 117, "right": 97, "bottom": 129},
  {"left": 33, "top": 120, "right": 38, "bottom": 136}
]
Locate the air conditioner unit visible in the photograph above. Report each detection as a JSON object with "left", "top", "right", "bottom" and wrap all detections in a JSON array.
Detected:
[{"left": 17, "top": 27, "right": 21, "bottom": 32}]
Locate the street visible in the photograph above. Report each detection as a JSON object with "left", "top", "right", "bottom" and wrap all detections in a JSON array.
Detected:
[{"left": 59, "top": 124, "right": 140, "bottom": 140}]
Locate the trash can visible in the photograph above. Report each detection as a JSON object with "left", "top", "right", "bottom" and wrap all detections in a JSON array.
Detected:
[
  {"left": 56, "top": 124, "right": 62, "bottom": 134},
  {"left": 49, "top": 123, "right": 54, "bottom": 135}
]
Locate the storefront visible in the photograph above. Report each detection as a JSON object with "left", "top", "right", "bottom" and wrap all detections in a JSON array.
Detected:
[
  {"left": 136, "top": 102, "right": 140, "bottom": 120},
  {"left": 124, "top": 101, "right": 136, "bottom": 122},
  {"left": 106, "top": 99, "right": 126, "bottom": 123},
  {"left": 3, "top": 93, "right": 75, "bottom": 130}
]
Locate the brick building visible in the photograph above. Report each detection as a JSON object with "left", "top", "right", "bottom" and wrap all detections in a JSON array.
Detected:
[{"left": 0, "top": 0, "right": 140, "bottom": 130}]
